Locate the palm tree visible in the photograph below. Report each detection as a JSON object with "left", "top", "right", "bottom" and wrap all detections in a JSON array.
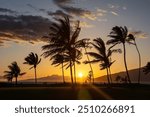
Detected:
[
  {"left": 127, "top": 34, "right": 141, "bottom": 84},
  {"left": 51, "top": 53, "right": 65, "bottom": 83},
  {"left": 143, "top": 62, "right": 150, "bottom": 74},
  {"left": 3, "top": 71, "right": 13, "bottom": 83},
  {"left": 42, "top": 16, "right": 82, "bottom": 85},
  {"left": 24, "top": 52, "right": 41, "bottom": 84},
  {"left": 77, "top": 38, "right": 95, "bottom": 84},
  {"left": 107, "top": 26, "right": 131, "bottom": 83},
  {"left": 86, "top": 38, "right": 115, "bottom": 85},
  {"left": 4, "top": 61, "right": 25, "bottom": 85}
]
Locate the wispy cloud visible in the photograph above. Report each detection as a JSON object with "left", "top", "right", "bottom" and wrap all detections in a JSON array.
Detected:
[
  {"left": 108, "top": 4, "right": 120, "bottom": 9},
  {"left": 110, "top": 11, "right": 118, "bottom": 16},
  {"left": 52, "top": 0, "right": 96, "bottom": 20},
  {"left": 122, "top": 6, "right": 127, "bottom": 10},
  {"left": 130, "top": 30, "right": 148, "bottom": 39},
  {"left": 80, "top": 21, "right": 93, "bottom": 28},
  {"left": 27, "top": 3, "right": 72, "bottom": 18},
  {"left": 0, "top": 8, "right": 17, "bottom": 14}
]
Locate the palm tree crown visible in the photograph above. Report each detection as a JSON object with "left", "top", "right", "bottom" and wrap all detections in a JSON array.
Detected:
[{"left": 24, "top": 52, "right": 41, "bottom": 83}]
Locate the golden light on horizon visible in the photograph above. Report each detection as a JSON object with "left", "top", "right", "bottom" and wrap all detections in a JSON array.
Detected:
[{"left": 78, "top": 72, "right": 83, "bottom": 78}]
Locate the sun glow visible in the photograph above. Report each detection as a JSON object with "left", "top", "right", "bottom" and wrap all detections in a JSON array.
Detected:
[{"left": 78, "top": 72, "right": 83, "bottom": 78}]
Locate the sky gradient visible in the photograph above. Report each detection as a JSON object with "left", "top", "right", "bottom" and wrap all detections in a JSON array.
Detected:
[{"left": 0, "top": 0, "right": 150, "bottom": 81}]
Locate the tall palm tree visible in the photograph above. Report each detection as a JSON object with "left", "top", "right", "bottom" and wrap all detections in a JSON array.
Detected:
[
  {"left": 86, "top": 38, "right": 115, "bottom": 85},
  {"left": 143, "top": 62, "right": 150, "bottom": 74},
  {"left": 107, "top": 26, "right": 131, "bottom": 83},
  {"left": 127, "top": 34, "right": 141, "bottom": 84},
  {"left": 4, "top": 61, "right": 25, "bottom": 85},
  {"left": 24, "top": 52, "right": 41, "bottom": 84},
  {"left": 42, "top": 16, "right": 82, "bottom": 85},
  {"left": 51, "top": 53, "right": 65, "bottom": 83},
  {"left": 77, "top": 38, "right": 95, "bottom": 84},
  {"left": 70, "top": 47, "right": 82, "bottom": 84}
]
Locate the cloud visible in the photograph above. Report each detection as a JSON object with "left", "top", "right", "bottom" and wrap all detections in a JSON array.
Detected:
[
  {"left": 47, "top": 10, "right": 72, "bottom": 17},
  {"left": 80, "top": 21, "right": 93, "bottom": 28},
  {"left": 108, "top": 4, "right": 120, "bottom": 9},
  {"left": 53, "top": 0, "right": 73, "bottom": 5},
  {"left": 130, "top": 31, "right": 148, "bottom": 39},
  {"left": 110, "top": 11, "right": 118, "bottom": 16},
  {"left": 96, "top": 8, "right": 107, "bottom": 16},
  {"left": 52, "top": 0, "right": 96, "bottom": 20},
  {"left": 27, "top": 3, "right": 72, "bottom": 18},
  {"left": 122, "top": 6, "right": 127, "bottom": 10},
  {"left": 0, "top": 14, "right": 52, "bottom": 46},
  {"left": 0, "top": 8, "right": 17, "bottom": 14}
]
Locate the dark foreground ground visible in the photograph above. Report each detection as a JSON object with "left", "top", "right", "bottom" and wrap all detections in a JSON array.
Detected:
[{"left": 0, "top": 83, "right": 150, "bottom": 100}]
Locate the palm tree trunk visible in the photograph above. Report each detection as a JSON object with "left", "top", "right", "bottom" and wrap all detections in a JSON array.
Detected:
[
  {"left": 123, "top": 43, "right": 131, "bottom": 83},
  {"left": 34, "top": 67, "right": 37, "bottom": 84},
  {"left": 62, "top": 62, "right": 65, "bottom": 84},
  {"left": 69, "top": 60, "right": 74, "bottom": 85},
  {"left": 134, "top": 42, "right": 141, "bottom": 84},
  {"left": 73, "top": 62, "right": 76, "bottom": 84},
  {"left": 15, "top": 77, "right": 17, "bottom": 85},
  {"left": 108, "top": 67, "right": 112, "bottom": 84},
  {"left": 106, "top": 68, "right": 110, "bottom": 85},
  {"left": 84, "top": 48, "right": 94, "bottom": 84}
]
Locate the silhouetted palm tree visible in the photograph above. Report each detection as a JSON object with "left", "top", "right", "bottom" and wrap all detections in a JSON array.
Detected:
[
  {"left": 107, "top": 26, "right": 131, "bottom": 83},
  {"left": 4, "top": 62, "right": 25, "bottom": 85},
  {"left": 42, "top": 16, "right": 82, "bottom": 85},
  {"left": 24, "top": 52, "right": 41, "bottom": 84},
  {"left": 86, "top": 38, "right": 115, "bottom": 85},
  {"left": 4, "top": 71, "right": 13, "bottom": 83},
  {"left": 143, "top": 62, "right": 150, "bottom": 74},
  {"left": 127, "top": 34, "right": 141, "bottom": 84},
  {"left": 51, "top": 53, "right": 65, "bottom": 83},
  {"left": 78, "top": 38, "right": 95, "bottom": 84}
]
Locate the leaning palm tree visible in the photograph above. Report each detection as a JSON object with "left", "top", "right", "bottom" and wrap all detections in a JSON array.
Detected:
[
  {"left": 24, "top": 52, "right": 41, "bottom": 84},
  {"left": 107, "top": 26, "right": 131, "bottom": 83},
  {"left": 86, "top": 38, "right": 115, "bottom": 85},
  {"left": 4, "top": 61, "right": 25, "bottom": 85},
  {"left": 42, "top": 16, "right": 82, "bottom": 85},
  {"left": 143, "top": 62, "right": 150, "bottom": 74},
  {"left": 127, "top": 34, "right": 141, "bottom": 84},
  {"left": 77, "top": 38, "right": 95, "bottom": 84}
]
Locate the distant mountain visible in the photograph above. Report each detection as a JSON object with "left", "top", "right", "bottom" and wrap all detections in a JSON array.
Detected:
[
  {"left": 95, "top": 68, "right": 150, "bottom": 84},
  {"left": 20, "top": 75, "right": 71, "bottom": 83}
]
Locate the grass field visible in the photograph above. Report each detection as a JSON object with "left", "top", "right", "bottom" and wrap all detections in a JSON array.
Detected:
[{"left": 0, "top": 83, "right": 150, "bottom": 100}]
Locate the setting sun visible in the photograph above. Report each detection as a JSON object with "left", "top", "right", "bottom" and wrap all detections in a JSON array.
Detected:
[{"left": 78, "top": 72, "right": 83, "bottom": 78}]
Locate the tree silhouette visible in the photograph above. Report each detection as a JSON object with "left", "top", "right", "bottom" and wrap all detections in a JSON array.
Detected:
[
  {"left": 143, "top": 62, "right": 150, "bottom": 74},
  {"left": 88, "top": 71, "right": 92, "bottom": 84},
  {"left": 24, "top": 52, "right": 41, "bottom": 84},
  {"left": 4, "top": 71, "right": 13, "bottom": 83},
  {"left": 127, "top": 34, "right": 141, "bottom": 84},
  {"left": 51, "top": 53, "right": 65, "bottom": 83},
  {"left": 4, "top": 61, "right": 25, "bottom": 85},
  {"left": 42, "top": 16, "right": 82, "bottom": 85},
  {"left": 107, "top": 26, "right": 131, "bottom": 83},
  {"left": 86, "top": 38, "right": 115, "bottom": 85},
  {"left": 78, "top": 38, "right": 95, "bottom": 84}
]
